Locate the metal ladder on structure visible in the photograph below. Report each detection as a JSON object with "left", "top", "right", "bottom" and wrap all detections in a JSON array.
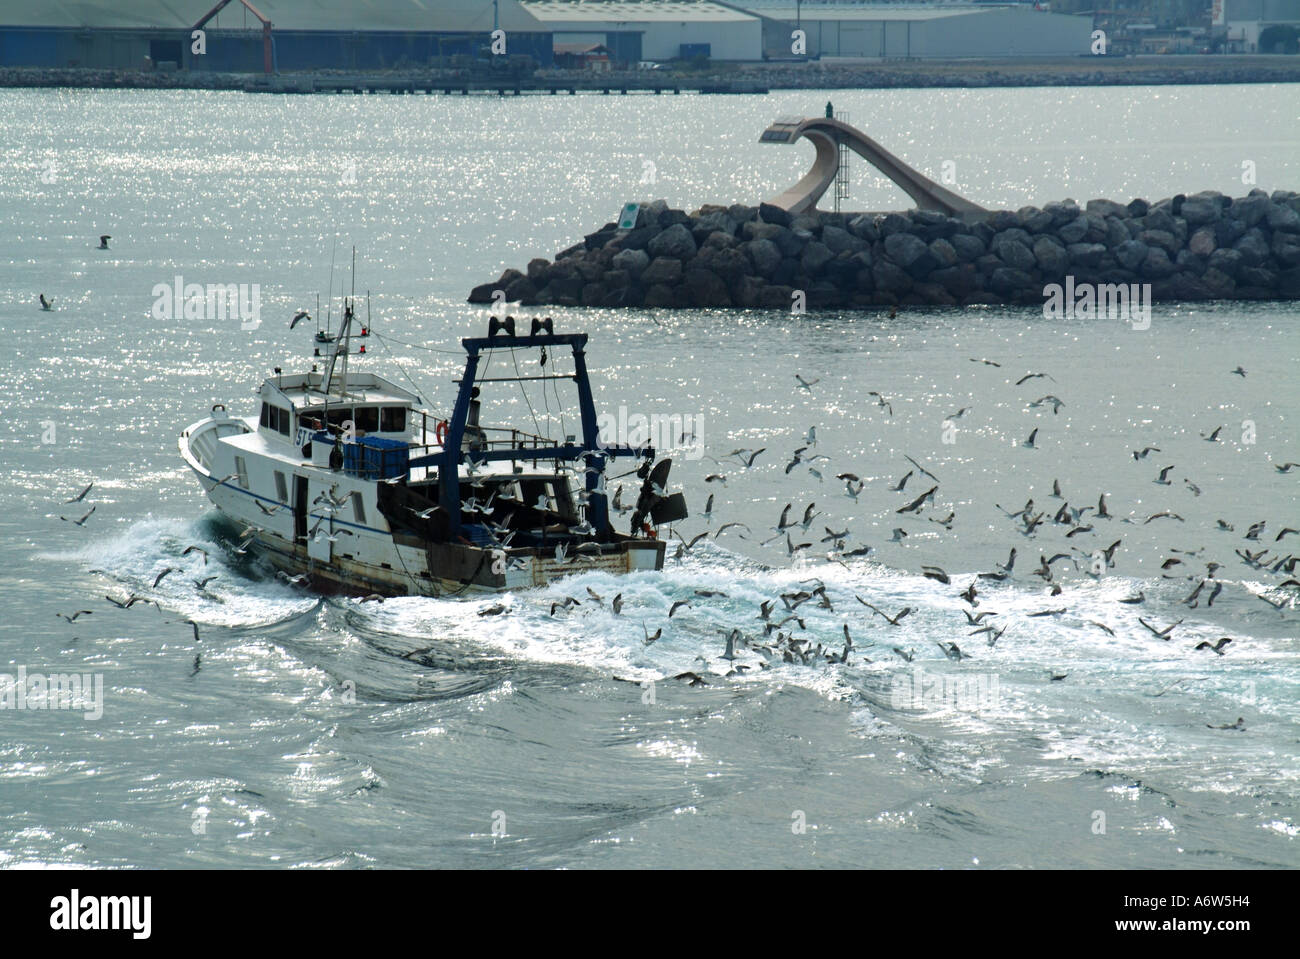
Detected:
[{"left": 833, "top": 110, "right": 850, "bottom": 213}]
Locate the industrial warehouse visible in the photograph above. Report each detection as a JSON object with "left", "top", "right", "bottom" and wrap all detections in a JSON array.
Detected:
[{"left": 0, "top": 0, "right": 1103, "bottom": 72}]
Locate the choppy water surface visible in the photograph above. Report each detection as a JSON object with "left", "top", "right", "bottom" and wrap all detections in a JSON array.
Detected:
[{"left": 0, "top": 86, "right": 1296, "bottom": 868}]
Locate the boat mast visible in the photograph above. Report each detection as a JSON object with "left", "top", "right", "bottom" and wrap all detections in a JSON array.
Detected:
[{"left": 322, "top": 248, "right": 357, "bottom": 397}]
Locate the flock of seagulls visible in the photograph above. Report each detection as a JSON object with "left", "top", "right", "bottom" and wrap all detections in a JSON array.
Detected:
[{"left": 550, "top": 359, "right": 1297, "bottom": 704}]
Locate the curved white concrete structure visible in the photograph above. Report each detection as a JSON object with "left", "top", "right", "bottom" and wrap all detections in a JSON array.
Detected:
[{"left": 762, "top": 116, "right": 987, "bottom": 221}]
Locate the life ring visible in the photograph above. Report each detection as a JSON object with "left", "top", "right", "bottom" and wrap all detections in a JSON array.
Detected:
[{"left": 435, "top": 419, "right": 449, "bottom": 446}]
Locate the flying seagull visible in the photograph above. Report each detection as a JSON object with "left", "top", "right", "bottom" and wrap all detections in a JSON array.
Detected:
[{"left": 64, "top": 482, "right": 93, "bottom": 504}]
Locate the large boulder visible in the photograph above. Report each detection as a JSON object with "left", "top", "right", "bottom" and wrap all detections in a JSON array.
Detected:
[
  {"left": 758, "top": 202, "right": 793, "bottom": 227},
  {"left": 1139, "top": 229, "right": 1180, "bottom": 255},
  {"left": 742, "top": 220, "right": 786, "bottom": 242},
  {"left": 640, "top": 256, "right": 683, "bottom": 287},
  {"left": 708, "top": 247, "right": 752, "bottom": 281},
  {"left": 883, "top": 232, "right": 931, "bottom": 270},
  {"left": 847, "top": 214, "right": 880, "bottom": 243},
  {"left": 1179, "top": 194, "right": 1222, "bottom": 226},
  {"left": 822, "top": 225, "right": 864, "bottom": 255},
  {"left": 988, "top": 267, "right": 1036, "bottom": 297},
  {"left": 647, "top": 223, "right": 697, "bottom": 260},
  {"left": 1067, "top": 242, "right": 1108, "bottom": 268},
  {"left": 1230, "top": 194, "right": 1270, "bottom": 227},
  {"left": 1057, "top": 215, "right": 1090, "bottom": 244},
  {"left": 801, "top": 241, "right": 835, "bottom": 276},
  {"left": 744, "top": 238, "right": 782, "bottom": 276},
  {"left": 1233, "top": 232, "right": 1271, "bottom": 267},
  {"left": 643, "top": 284, "right": 675, "bottom": 308},
  {"left": 1032, "top": 236, "right": 1070, "bottom": 276},
  {"left": 1115, "top": 238, "right": 1149, "bottom": 271},
  {"left": 1267, "top": 202, "right": 1300, "bottom": 233},
  {"left": 1086, "top": 198, "right": 1128, "bottom": 219},
  {"left": 929, "top": 238, "right": 959, "bottom": 268},
  {"left": 692, "top": 211, "right": 737, "bottom": 243},
  {"left": 682, "top": 268, "right": 731, "bottom": 307},
  {"left": 872, "top": 261, "right": 914, "bottom": 295},
  {"left": 951, "top": 233, "right": 986, "bottom": 262},
  {"left": 611, "top": 248, "right": 650, "bottom": 278},
  {"left": 1207, "top": 248, "right": 1243, "bottom": 278},
  {"left": 1188, "top": 228, "right": 1217, "bottom": 257},
  {"left": 993, "top": 236, "right": 1037, "bottom": 272},
  {"left": 1141, "top": 247, "right": 1177, "bottom": 279}
]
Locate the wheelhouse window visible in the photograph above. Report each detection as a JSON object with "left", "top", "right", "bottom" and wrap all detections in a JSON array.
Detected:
[
  {"left": 380, "top": 406, "right": 407, "bottom": 433},
  {"left": 354, "top": 406, "right": 379, "bottom": 434},
  {"left": 274, "top": 471, "right": 288, "bottom": 503},
  {"left": 353, "top": 495, "right": 366, "bottom": 525},
  {"left": 261, "top": 403, "right": 292, "bottom": 437},
  {"left": 234, "top": 455, "right": 249, "bottom": 490},
  {"left": 326, "top": 408, "right": 352, "bottom": 432}
]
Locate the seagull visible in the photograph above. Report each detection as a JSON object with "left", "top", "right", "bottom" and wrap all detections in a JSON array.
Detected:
[
  {"left": 668, "top": 600, "right": 691, "bottom": 618},
  {"left": 1138, "top": 617, "right": 1182, "bottom": 640},
  {"left": 1029, "top": 395, "right": 1065, "bottom": 414},
  {"left": 889, "top": 528, "right": 908, "bottom": 543},
  {"left": 857, "top": 598, "right": 912, "bottom": 626},
  {"left": 1273, "top": 462, "right": 1300, "bottom": 473},
  {"left": 970, "top": 358, "right": 1001, "bottom": 367},
  {"left": 642, "top": 623, "right": 663, "bottom": 645},
  {"left": 794, "top": 374, "right": 819, "bottom": 392},
  {"left": 716, "top": 521, "right": 751, "bottom": 539},
  {"left": 896, "top": 485, "right": 937, "bottom": 515},
  {"left": 181, "top": 545, "right": 208, "bottom": 565},
  {"left": 277, "top": 571, "right": 309, "bottom": 586},
  {"left": 1143, "top": 510, "right": 1183, "bottom": 524},
  {"left": 1132, "top": 446, "right": 1161, "bottom": 460},
  {"left": 1195, "top": 637, "right": 1233, "bottom": 656},
  {"left": 903, "top": 454, "right": 938, "bottom": 482},
  {"left": 153, "top": 567, "right": 178, "bottom": 588},
  {"left": 947, "top": 406, "right": 972, "bottom": 420},
  {"left": 1022, "top": 428, "right": 1039, "bottom": 449},
  {"left": 64, "top": 482, "right": 93, "bottom": 504},
  {"left": 1153, "top": 465, "right": 1175, "bottom": 485},
  {"left": 290, "top": 310, "right": 311, "bottom": 329},
  {"left": 61, "top": 505, "right": 96, "bottom": 525},
  {"left": 921, "top": 565, "right": 950, "bottom": 585},
  {"left": 1015, "top": 372, "right": 1054, "bottom": 386},
  {"left": 1201, "top": 425, "right": 1223, "bottom": 442},
  {"left": 105, "top": 593, "right": 151, "bottom": 609},
  {"left": 936, "top": 642, "right": 966, "bottom": 661},
  {"left": 56, "top": 610, "right": 93, "bottom": 623},
  {"left": 1230, "top": 366, "right": 1246, "bottom": 377},
  {"left": 98, "top": 235, "right": 111, "bottom": 250},
  {"left": 891, "top": 470, "right": 913, "bottom": 492},
  {"left": 39, "top": 293, "right": 53, "bottom": 311}
]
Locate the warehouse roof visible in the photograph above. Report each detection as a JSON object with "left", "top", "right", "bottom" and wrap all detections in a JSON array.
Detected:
[
  {"left": 0, "top": 0, "right": 548, "bottom": 31},
  {"left": 744, "top": 5, "right": 999, "bottom": 22},
  {"left": 522, "top": 1, "right": 758, "bottom": 24}
]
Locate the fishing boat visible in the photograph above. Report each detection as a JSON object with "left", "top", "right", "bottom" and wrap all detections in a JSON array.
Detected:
[{"left": 178, "top": 308, "right": 683, "bottom": 596}]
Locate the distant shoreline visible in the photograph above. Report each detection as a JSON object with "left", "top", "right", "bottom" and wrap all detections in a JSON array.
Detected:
[{"left": 3, "top": 56, "right": 1299, "bottom": 93}]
